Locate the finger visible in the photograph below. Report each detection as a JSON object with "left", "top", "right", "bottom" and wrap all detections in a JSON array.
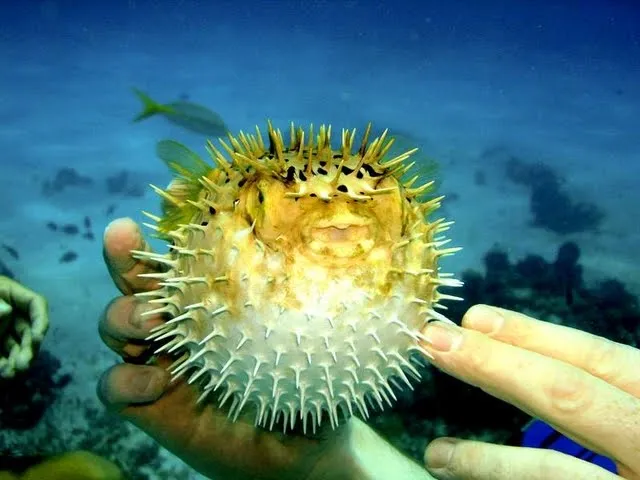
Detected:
[
  {"left": 103, "top": 217, "right": 163, "bottom": 295},
  {"left": 99, "top": 295, "right": 165, "bottom": 360},
  {"left": 419, "top": 320, "right": 640, "bottom": 472},
  {"left": 97, "top": 363, "right": 170, "bottom": 408},
  {"left": 0, "top": 277, "right": 48, "bottom": 342},
  {"left": 424, "top": 438, "right": 619, "bottom": 480},
  {"left": 27, "top": 291, "right": 48, "bottom": 342},
  {"left": 463, "top": 305, "right": 640, "bottom": 396}
]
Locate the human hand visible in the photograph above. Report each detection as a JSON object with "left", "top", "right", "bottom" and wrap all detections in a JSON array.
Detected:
[
  {"left": 420, "top": 305, "right": 639, "bottom": 479},
  {"left": 0, "top": 276, "right": 48, "bottom": 379},
  {"left": 96, "top": 218, "right": 357, "bottom": 480}
]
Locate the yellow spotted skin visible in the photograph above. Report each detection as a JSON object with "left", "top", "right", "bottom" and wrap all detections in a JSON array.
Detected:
[{"left": 137, "top": 122, "right": 462, "bottom": 433}]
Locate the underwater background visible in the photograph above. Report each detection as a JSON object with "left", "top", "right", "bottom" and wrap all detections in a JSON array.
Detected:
[{"left": 0, "top": 0, "right": 638, "bottom": 478}]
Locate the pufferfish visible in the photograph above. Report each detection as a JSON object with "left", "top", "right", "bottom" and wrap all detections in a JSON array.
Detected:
[{"left": 134, "top": 122, "right": 462, "bottom": 434}]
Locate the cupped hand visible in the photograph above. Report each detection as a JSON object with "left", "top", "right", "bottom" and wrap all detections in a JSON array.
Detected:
[
  {"left": 97, "top": 218, "right": 353, "bottom": 480},
  {"left": 420, "top": 305, "right": 640, "bottom": 480},
  {"left": 0, "top": 275, "right": 48, "bottom": 378}
]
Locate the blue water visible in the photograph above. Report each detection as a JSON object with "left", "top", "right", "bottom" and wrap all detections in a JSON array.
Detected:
[{"left": 1, "top": 1, "right": 638, "bottom": 478}]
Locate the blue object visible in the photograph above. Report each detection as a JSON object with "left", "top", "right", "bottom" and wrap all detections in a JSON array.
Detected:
[{"left": 520, "top": 419, "right": 617, "bottom": 474}]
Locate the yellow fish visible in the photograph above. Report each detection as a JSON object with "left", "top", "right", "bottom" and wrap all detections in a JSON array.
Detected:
[
  {"left": 132, "top": 88, "right": 229, "bottom": 137},
  {"left": 138, "top": 122, "right": 462, "bottom": 434}
]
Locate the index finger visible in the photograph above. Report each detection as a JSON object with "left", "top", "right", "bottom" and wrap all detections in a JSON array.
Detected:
[
  {"left": 103, "top": 217, "right": 164, "bottom": 295},
  {"left": 420, "top": 308, "right": 640, "bottom": 473},
  {"left": 462, "top": 305, "right": 640, "bottom": 398}
]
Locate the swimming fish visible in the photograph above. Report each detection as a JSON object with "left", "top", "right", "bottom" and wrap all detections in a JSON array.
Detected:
[
  {"left": 136, "top": 122, "right": 462, "bottom": 433},
  {"left": 132, "top": 88, "right": 229, "bottom": 137}
]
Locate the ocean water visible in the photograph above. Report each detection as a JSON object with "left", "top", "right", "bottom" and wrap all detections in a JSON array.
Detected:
[{"left": 0, "top": 1, "right": 638, "bottom": 478}]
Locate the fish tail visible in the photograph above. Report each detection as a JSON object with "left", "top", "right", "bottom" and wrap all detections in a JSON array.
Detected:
[{"left": 132, "top": 88, "right": 172, "bottom": 121}]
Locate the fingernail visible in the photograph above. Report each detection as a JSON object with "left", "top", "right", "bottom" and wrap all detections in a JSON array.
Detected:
[
  {"left": 425, "top": 438, "right": 457, "bottom": 469},
  {"left": 422, "top": 322, "right": 463, "bottom": 352},
  {"left": 104, "top": 217, "right": 138, "bottom": 235},
  {"left": 465, "top": 304, "right": 504, "bottom": 334}
]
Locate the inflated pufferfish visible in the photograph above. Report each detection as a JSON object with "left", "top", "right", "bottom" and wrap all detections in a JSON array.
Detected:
[{"left": 136, "top": 122, "right": 462, "bottom": 434}]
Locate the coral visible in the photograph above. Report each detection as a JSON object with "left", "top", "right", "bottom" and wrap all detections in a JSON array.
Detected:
[
  {"left": 137, "top": 122, "right": 461, "bottom": 433},
  {"left": 0, "top": 278, "right": 49, "bottom": 379},
  {"left": 0, "top": 398, "right": 195, "bottom": 480},
  {"left": 105, "top": 171, "right": 145, "bottom": 198},
  {"left": 504, "top": 156, "right": 604, "bottom": 234},
  {"left": 449, "top": 242, "right": 638, "bottom": 345},
  {"left": 0, "top": 349, "right": 71, "bottom": 429},
  {"left": 41, "top": 167, "right": 93, "bottom": 196}
]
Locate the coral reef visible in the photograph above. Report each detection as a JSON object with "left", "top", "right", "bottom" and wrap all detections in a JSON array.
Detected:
[
  {"left": 105, "top": 171, "right": 145, "bottom": 198},
  {"left": 371, "top": 241, "right": 639, "bottom": 461},
  {"left": 40, "top": 166, "right": 146, "bottom": 199},
  {"left": 504, "top": 156, "right": 604, "bottom": 234},
  {"left": 0, "top": 350, "right": 71, "bottom": 430},
  {"left": 0, "top": 278, "right": 49, "bottom": 379},
  {"left": 41, "top": 168, "right": 93, "bottom": 196},
  {"left": 0, "top": 347, "right": 190, "bottom": 478},
  {"left": 0, "top": 397, "right": 195, "bottom": 480}
]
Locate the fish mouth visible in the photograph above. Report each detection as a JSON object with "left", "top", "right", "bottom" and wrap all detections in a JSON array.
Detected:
[
  {"left": 303, "top": 217, "right": 375, "bottom": 258},
  {"left": 310, "top": 224, "right": 371, "bottom": 243}
]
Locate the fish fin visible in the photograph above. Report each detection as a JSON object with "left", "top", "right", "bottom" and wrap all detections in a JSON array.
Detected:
[
  {"left": 156, "top": 140, "right": 212, "bottom": 179},
  {"left": 155, "top": 140, "right": 213, "bottom": 236},
  {"left": 132, "top": 88, "right": 174, "bottom": 121}
]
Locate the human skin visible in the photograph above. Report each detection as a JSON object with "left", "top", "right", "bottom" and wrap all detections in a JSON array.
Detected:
[
  {"left": 0, "top": 276, "right": 48, "bottom": 378},
  {"left": 98, "top": 217, "right": 639, "bottom": 479},
  {"left": 421, "top": 305, "right": 640, "bottom": 479},
  {"left": 98, "top": 217, "right": 430, "bottom": 480}
]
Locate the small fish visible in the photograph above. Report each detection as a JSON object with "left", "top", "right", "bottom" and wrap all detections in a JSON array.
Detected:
[
  {"left": 105, "top": 204, "right": 117, "bottom": 216},
  {"left": 83, "top": 216, "right": 92, "bottom": 229},
  {"left": 46, "top": 221, "right": 58, "bottom": 231},
  {"left": 1, "top": 244, "right": 19, "bottom": 260},
  {"left": 132, "top": 88, "right": 229, "bottom": 137},
  {"left": 61, "top": 224, "right": 79, "bottom": 235},
  {"left": 59, "top": 251, "right": 78, "bottom": 263}
]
